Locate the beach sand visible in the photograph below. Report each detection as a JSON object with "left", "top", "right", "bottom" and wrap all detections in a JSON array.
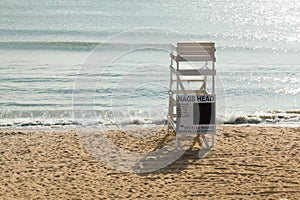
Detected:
[{"left": 0, "top": 126, "right": 299, "bottom": 199}]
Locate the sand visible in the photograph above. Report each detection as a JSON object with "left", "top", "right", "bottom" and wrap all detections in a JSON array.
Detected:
[{"left": 0, "top": 126, "right": 299, "bottom": 199}]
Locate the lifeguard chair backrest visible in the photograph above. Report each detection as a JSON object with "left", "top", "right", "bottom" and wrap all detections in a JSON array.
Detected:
[{"left": 176, "top": 41, "right": 215, "bottom": 62}]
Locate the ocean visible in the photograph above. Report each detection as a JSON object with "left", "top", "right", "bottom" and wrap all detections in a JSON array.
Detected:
[{"left": 0, "top": 0, "right": 299, "bottom": 128}]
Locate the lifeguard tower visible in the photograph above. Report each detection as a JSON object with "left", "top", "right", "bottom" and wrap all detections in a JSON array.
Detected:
[{"left": 167, "top": 41, "right": 216, "bottom": 149}]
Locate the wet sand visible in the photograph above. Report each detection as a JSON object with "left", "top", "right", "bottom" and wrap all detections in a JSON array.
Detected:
[{"left": 0, "top": 126, "right": 299, "bottom": 199}]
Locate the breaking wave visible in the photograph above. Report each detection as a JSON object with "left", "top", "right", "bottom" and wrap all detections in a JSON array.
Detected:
[{"left": 0, "top": 110, "right": 299, "bottom": 128}]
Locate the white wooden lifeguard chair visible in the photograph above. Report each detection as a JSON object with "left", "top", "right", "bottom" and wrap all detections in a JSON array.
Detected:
[{"left": 167, "top": 41, "right": 216, "bottom": 150}]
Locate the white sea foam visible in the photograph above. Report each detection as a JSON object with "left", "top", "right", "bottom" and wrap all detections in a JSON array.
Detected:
[{"left": 0, "top": 109, "right": 299, "bottom": 129}]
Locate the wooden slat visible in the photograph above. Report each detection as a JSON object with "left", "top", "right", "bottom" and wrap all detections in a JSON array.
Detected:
[
  {"left": 177, "top": 55, "right": 215, "bottom": 62},
  {"left": 174, "top": 42, "right": 215, "bottom": 59},
  {"left": 176, "top": 69, "right": 216, "bottom": 76},
  {"left": 177, "top": 46, "right": 214, "bottom": 52},
  {"left": 177, "top": 51, "right": 213, "bottom": 56},
  {"left": 177, "top": 41, "right": 215, "bottom": 47},
  {"left": 171, "top": 54, "right": 216, "bottom": 62},
  {"left": 177, "top": 45, "right": 214, "bottom": 49},
  {"left": 169, "top": 66, "right": 215, "bottom": 75},
  {"left": 170, "top": 90, "right": 209, "bottom": 94},
  {"left": 172, "top": 79, "right": 205, "bottom": 82}
]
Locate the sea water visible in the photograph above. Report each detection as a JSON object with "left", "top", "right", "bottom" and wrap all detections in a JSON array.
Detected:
[{"left": 0, "top": 0, "right": 299, "bottom": 128}]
